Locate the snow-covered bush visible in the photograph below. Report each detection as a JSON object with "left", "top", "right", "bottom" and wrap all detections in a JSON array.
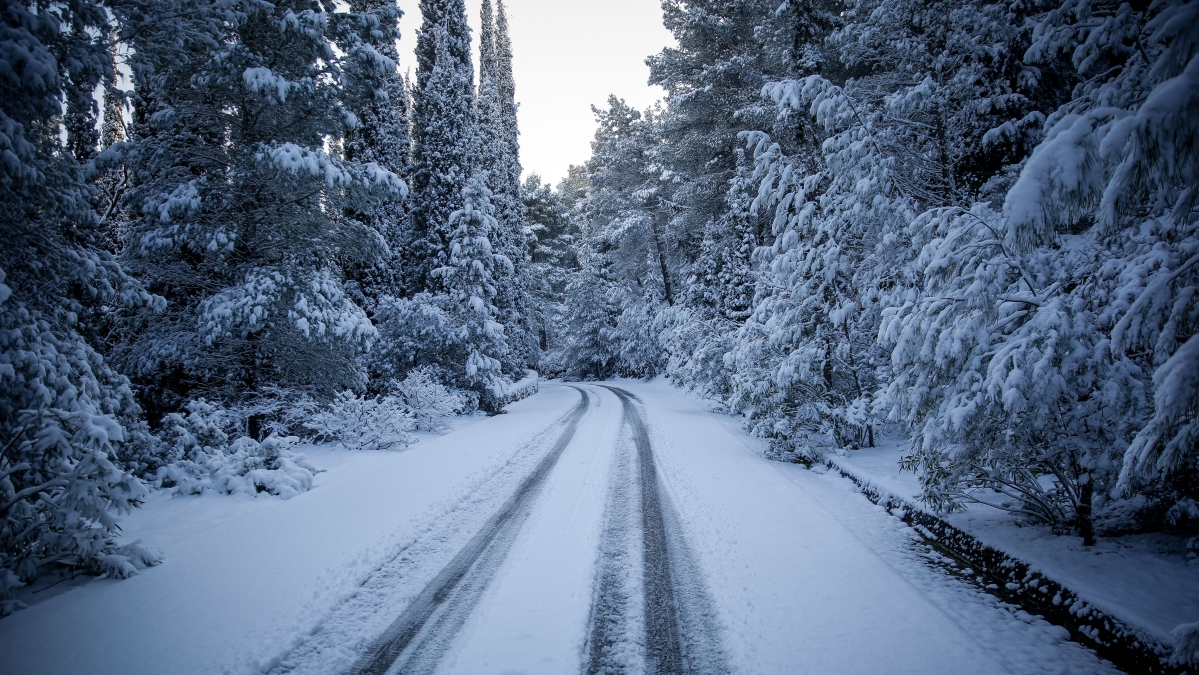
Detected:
[
  {"left": 301, "top": 391, "right": 415, "bottom": 451},
  {"left": 391, "top": 367, "right": 465, "bottom": 432},
  {"left": 153, "top": 400, "right": 317, "bottom": 499},
  {"left": 1174, "top": 620, "right": 1199, "bottom": 666}
]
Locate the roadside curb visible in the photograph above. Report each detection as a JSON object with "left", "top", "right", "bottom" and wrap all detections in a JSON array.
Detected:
[{"left": 818, "top": 457, "right": 1188, "bottom": 675}]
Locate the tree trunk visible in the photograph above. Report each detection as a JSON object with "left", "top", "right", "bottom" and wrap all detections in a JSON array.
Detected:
[
  {"left": 650, "top": 213, "right": 673, "bottom": 306},
  {"left": 1078, "top": 474, "right": 1095, "bottom": 546}
]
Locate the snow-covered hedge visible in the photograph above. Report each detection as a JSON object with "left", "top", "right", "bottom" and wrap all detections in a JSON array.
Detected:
[
  {"left": 154, "top": 400, "right": 317, "bottom": 498},
  {"left": 503, "top": 371, "right": 539, "bottom": 404}
]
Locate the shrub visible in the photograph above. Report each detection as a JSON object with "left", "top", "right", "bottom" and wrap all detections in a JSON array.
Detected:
[
  {"left": 301, "top": 391, "right": 415, "bottom": 451},
  {"left": 390, "top": 367, "right": 465, "bottom": 432},
  {"left": 153, "top": 400, "right": 317, "bottom": 498}
]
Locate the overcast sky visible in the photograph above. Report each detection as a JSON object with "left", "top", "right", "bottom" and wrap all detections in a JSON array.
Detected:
[{"left": 394, "top": 0, "right": 675, "bottom": 185}]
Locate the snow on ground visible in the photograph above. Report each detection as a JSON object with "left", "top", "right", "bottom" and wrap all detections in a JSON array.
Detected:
[
  {"left": 832, "top": 438, "right": 1199, "bottom": 645},
  {"left": 0, "top": 385, "right": 582, "bottom": 675},
  {"left": 614, "top": 379, "right": 1117, "bottom": 675},
  {"left": 431, "top": 385, "right": 623, "bottom": 673},
  {"left": 0, "top": 379, "right": 1143, "bottom": 674}
]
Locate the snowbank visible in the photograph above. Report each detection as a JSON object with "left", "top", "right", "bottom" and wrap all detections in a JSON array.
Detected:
[{"left": 829, "top": 442, "right": 1199, "bottom": 647}]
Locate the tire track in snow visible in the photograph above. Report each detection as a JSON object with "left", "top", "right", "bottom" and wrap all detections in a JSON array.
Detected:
[
  {"left": 348, "top": 386, "right": 591, "bottom": 675},
  {"left": 585, "top": 423, "right": 642, "bottom": 675},
  {"left": 592, "top": 386, "right": 727, "bottom": 675}
]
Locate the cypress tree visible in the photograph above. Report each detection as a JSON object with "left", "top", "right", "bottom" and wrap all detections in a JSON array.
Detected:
[
  {"left": 343, "top": 0, "right": 412, "bottom": 304},
  {"left": 408, "top": 0, "right": 477, "bottom": 294},
  {"left": 488, "top": 0, "right": 538, "bottom": 369}
]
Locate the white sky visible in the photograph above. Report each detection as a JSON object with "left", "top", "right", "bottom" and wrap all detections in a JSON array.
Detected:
[{"left": 395, "top": 0, "right": 675, "bottom": 185}]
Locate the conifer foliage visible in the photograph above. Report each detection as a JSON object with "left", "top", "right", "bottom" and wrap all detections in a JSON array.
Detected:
[
  {"left": 0, "top": 0, "right": 535, "bottom": 609},
  {"left": 1, "top": 0, "right": 162, "bottom": 613},
  {"left": 111, "top": 0, "right": 404, "bottom": 415},
  {"left": 408, "top": 0, "right": 477, "bottom": 294},
  {"left": 564, "top": 0, "right": 1199, "bottom": 547}
]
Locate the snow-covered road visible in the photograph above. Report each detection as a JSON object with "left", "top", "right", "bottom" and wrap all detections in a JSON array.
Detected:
[{"left": 0, "top": 382, "right": 1121, "bottom": 674}]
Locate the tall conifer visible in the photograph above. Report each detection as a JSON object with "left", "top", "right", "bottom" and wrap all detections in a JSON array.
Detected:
[
  {"left": 488, "top": 0, "right": 537, "bottom": 368},
  {"left": 343, "top": 0, "right": 412, "bottom": 303},
  {"left": 409, "top": 0, "right": 477, "bottom": 294}
]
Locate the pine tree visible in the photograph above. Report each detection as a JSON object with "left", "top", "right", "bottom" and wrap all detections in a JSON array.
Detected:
[
  {"left": 522, "top": 174, "right": 580, "bottom": 359},
  {"left": 648, "top": 0, "right": 783, "bottom": 258},
  {"left": 475, "top": 1, "right": 508, "bottom": 283},
  {"left": 561, "top": 253, "right": 622, "bottom": 380},
  {"left": 408, "top": 0, "right": 477, "bottom": 294},
  {"left": 583, "top": 97, "right": 675, "bottom": 308},
  {"left": 1, "top": 0, "right": 161, "bottom": 612},
  {"left": 494, "top": 0, "right": 524, "bottom": 227},
  {"left": 111, "top": 0, "right": 405, "bottom": 418},
  {"left": 880, "top": 0, "right": 1199, "bottom": 542},
  {"left": 660, "top": 161, "right": 761, "bottom": 399},
  {"left": 96, "top": 40, "right": 130, "bottom": 252},
  {"left": 478, "top": 0, "right": 536, "bottom": 372}
]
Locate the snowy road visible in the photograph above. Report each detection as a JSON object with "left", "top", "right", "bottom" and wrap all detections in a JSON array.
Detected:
[{"left": 1, "top": 382, "right": 1122, "bottom": 674}]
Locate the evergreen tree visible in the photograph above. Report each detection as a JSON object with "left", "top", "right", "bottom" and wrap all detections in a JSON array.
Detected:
[
  {"left": 494, "top": 0, "right": 524, "bottom": 228},
  {"left": 1, "top": 0, "right": 161, "bottom": 612},
  {"left": 884, "top": 0, "right": 1199, "bottom": 542},
  {"left": 342, "top": 0, "right": 412, "bottom": 306},
  {"left": 478, "top": 0, "right": 536, "bottom": 371},
  {"left": 583, "top": 97, "right": 675, "bottom": 310},
  {"left": 96, "top": 40, "right": 130, "bottom": 252},
  {"left": 659, "top": 161, "right": 760, "bottom": 399},
  {"left": 111, "top": 0, "right": 405, "bottom": 418},
  {"left": 432, "top": 177, "right": 512, "bottom": 408},
  {"left": 560, "top": 253, "right": 622, "bottom": 380},
  {"left": 408, "top": 0, "right": 477, "bottom": 294},
  {"left": 523, "top": 173, "right": 578, "bottom": 354},
  {"left": 648, "top": 0, "right": 782, "bottom": 257}
]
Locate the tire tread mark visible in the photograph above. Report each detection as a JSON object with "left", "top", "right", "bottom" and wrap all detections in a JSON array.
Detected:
[
  {"left": 599, "top": 386, "right": 684, "bottom": 675},
  {"left": 349, "top": 387, "right": 591, "bottom": 675}
]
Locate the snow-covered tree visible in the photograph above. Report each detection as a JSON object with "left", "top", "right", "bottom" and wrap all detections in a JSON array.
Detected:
[
  {"left": 493, "top": 0, "right": 525, "bottom": 239},
  {"left": 648, "top": 0, "right": 786, "bottom": 258},
  {"left": 658, "top": 162, "right": 761, "bottom": 400},
  {"left": 341, "top": 0, "right": 412, "bottom": 305},
  {"left": 1035, "top": 0, "right": 1199, "bottom": 508},
  {"left": 475, "top": 0, "right": 536, "bottom": 372},
  {"left": 432, "top": 177, "right": 512, "bottom": 409},
  {"left": 560, "top": 254, "right": 622, "bottom": 380},
  {"left": 521, "top": 174, "right": 579, "bottom": 360},
  {"left": 1, "top": 0, "right": 161, "bottom": 612},
  {"left": 95, "top": 40, "right": 130, "bottom": 253},
  {"left": 725, "top": 0, "right": 1056, "bottom": 454},
  {"left": 408, "top": 0, "right": 477, "bottom": 294},
  {"left": 880, "top": 0, "right": 1199, "bottom": 542},
  {"left": 111, "top": 0, "right": 405, "bottom": 418},
  {"left": 582, "top": 97, "right": 676, "bottom": 309}
]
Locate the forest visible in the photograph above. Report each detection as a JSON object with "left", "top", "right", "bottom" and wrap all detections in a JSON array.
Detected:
[{"left": 1, "top": 0, "right": 1197, "bottom": 621}]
